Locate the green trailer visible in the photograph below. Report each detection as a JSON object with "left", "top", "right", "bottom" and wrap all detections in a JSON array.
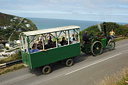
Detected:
[{"left": 20, "top": 26, "right": 81, "bottom": 74}]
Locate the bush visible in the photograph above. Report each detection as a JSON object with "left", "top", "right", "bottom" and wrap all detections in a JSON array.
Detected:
[{"left": 5, "top": 47, "right": 9, "bottom": 50}]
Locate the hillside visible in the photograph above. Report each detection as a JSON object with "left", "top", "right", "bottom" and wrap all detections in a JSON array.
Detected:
[{"left": 0, "top": 12, "right": 37, "bottom": 41}]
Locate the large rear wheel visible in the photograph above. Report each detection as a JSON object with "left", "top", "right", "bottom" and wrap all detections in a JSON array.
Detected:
[
  {"left": 108, "top": 40, "right": 115, "bottom": 51},
  {"left": 91, "top": 41, "right": 103, "bottom": 56}
]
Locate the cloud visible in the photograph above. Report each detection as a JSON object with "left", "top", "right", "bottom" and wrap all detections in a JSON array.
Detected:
[{"left": 0, "top": 0, "right": 128, "bottom": 22}]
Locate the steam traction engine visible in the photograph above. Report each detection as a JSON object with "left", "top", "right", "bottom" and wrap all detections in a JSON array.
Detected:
[{"left": 81, "top": 22, "right": 115, "bottom": 56}]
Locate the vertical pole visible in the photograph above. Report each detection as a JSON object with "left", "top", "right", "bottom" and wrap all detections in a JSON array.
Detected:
[
  {"left": 73, "top": 29, "right": 75, "bottom": 35},
  {"left": 27, "top": 36, "right": 30, "bottom": 54},
  {"left": 103, "top": 22, "right": 106, "bottom": 36},
  {"left": 65, "top": 31, "right": 66, "bottom": 39},
  {"left": 55, "top": 32, "right": 58, "bottom": 47},
  {"left": 21, "top": 36, "right": 24, "bottom": 50},
  {"left": 77, "top": 28, "right": 80, "bottom": 42},
  {"left": 27, "top": 36, "right": 32, "bottom": 69},
  {"left": 68, "top": 30, "right": 70, "bottom": 45},
  {"left": 42, "top": 34, "right": 45, "bottom": 50}
]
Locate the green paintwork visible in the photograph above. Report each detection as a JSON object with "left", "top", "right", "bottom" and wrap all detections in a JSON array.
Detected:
[
  {"left": 100, "top": 38, "right": 107, "bottom": 48},
  {"left": 84, "top": 43, "right": 91, "bottom": 53},
  {"left": 21, "top": 50, "right": 31, "bottom": 68},
  {"left": 21, "top": 43, "right": 81, "bottom": 69},
  {"left": 82, "top": 37, "right": 107, "bottom": 54}
]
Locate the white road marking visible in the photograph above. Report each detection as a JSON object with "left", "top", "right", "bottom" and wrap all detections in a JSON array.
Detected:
[{"left": 65, "top": 53, "right": 122, "bottom": 75}]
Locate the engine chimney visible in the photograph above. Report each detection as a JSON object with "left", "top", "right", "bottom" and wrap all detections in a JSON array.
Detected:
[{"left": 103, "top": 22, "right": 106, "bottom": 36}]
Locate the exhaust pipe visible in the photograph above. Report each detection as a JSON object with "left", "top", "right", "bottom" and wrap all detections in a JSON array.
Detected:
[{"left": 103, "top": 22, "right": 107, "bottom": 36}]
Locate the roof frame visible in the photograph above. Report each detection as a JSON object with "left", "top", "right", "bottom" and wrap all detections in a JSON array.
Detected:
[{"left": 22, "top": 25, "right": 80, "bottom": 36}]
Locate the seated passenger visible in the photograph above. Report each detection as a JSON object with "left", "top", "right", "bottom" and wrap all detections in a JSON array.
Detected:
[
  {"left": 60, "top": 37, "right": 67, "bottom": 46},
  {"left": 30, "top": 43, "right": 47, "bottom": 53},
  {"left": 70, "top": 34, "right": 76, "bottom": 43},
  {"left": 57, "top": 39, "right": 61, "bottom": 47},
  {"left": 72, "top": 38, "right": 77, "bottom": 44},
  {"left": 47, "top": 41, "right": 53, "bottom": 48},
  {"left": 47, "top": 33, "right": 52, "bottom": 44},
  {"left": 47, "top": 34, "right": 53, "bottom": 48},
  {"left": 52, "top": 41, "right": 56, "bottom": 48},
  {"left": 37, "top": 41, "right": 43, "bottom": 50},
  {"left": 30, "top": 43, "right": 40, "bottom": 53}
]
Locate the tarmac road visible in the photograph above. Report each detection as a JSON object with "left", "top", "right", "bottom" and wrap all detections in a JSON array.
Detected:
[{"left": 0, "top": 39, "right": 128, "bottom": 85}]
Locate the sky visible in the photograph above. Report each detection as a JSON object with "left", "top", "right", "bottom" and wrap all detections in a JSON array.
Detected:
[{"left": 0, "top": 0, "right": 128, "bottom": 22}]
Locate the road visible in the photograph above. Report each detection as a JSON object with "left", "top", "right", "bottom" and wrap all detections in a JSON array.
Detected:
[{"left": 0, "top": 39, "right": 128, "bottom": 85}]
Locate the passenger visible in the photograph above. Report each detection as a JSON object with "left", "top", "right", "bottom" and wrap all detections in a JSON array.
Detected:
[
  {"left": 37, "top": 41, "right": 43, "bottom": 50},
  {"left": 39, "top": 35, "right": 42, "bottom": 41},
  {"left": 70, "top": 34, "right": 76, "bottom": 42},
  {"left": 60, "top": 37, "right": 67, "bottom": 46},
  {"left": 47, "top": 33, "right": 52, "bottom": 44},
  {"left": 47, "top": 33, "right": 53, "bottom": 48},
  {"left": 72, "top": 38, "right": 77, "bottom": 44},
  {"left": 52, "top": 41, "right": 56, "bottom": 48},
  {"left": 30, "top": 43, "right": 40, "bottom": 53},
  {"left": 30, "top": 43, "right": 47, "bottom": 53},
  {"left": 57, "top": 39, "right": 61, "bottom": 47}
]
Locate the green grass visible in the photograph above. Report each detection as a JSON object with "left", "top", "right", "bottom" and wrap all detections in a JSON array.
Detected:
[
  {"left": 0, "top": 49, "right": 3, "bottom": 52},
  {"left": 0, "top": 63, "right": 25, "bottom": 75}
]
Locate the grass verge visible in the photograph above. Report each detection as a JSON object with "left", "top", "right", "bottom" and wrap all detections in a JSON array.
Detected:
[
  {"left": 0, "top": 63, "right": 25, "bottom": 75},
  {"left": 115, "top": 37, "right": 128, "bottom": 42},
  {"left": 97, "top": 65, "right": 128, "bottom": 85}
]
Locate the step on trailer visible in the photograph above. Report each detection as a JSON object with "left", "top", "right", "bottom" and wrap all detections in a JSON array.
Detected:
[{"left": 19, "top": 26, "right": 81, "bottom": 74}]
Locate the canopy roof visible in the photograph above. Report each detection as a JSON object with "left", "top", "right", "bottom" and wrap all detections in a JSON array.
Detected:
[{"left": 22, "top": 25, "right": 80, "bottom": 36}]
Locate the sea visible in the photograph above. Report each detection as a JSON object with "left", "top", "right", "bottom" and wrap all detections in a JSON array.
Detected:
[{"left": 28, "top": 18, "right": 127, "bottom": 31}]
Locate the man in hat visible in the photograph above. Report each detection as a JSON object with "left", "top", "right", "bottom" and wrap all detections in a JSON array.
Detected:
[{"left": 82, "top": 31, "right": 89, "bottom": 43}]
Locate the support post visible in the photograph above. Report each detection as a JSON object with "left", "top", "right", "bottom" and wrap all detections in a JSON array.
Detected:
[
  {"left": 77, "top": 28, "right": 80, "bottom": 42},
  {"left": 42, "top": 34, "right": 45, "bottom": 50},
  {"left": 68, "top": 30, "right": 70, "bottom": 45},
  {"left": 27, "top": 36, "right": 30, "bottom": 54},
  {"left": 55, "top": 32, "right": 58, "bottom": 47}
]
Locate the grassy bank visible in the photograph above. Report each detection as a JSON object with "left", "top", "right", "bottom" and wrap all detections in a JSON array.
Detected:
[
  {"left": 97, "top": 65, "right": 128, "bottom": 85},
  {"left": 0, "top": 63, "right": 25, "bottom": 75},
  {"left": 115, "top": 37, "right": 128, "bottom": 42}
]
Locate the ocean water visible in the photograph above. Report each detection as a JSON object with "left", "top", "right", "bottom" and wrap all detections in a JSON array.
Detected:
[{"left": 29, "top": 18, "right": 127, "bottom": 31}]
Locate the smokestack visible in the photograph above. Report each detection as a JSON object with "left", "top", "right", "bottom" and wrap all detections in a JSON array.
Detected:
[{"left": 103, "top": 22, "right": 106, "bottom": 36}]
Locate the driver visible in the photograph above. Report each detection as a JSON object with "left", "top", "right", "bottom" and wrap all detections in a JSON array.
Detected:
[{"left": 82, "top": 31, "right": 89, "bottom": 43}]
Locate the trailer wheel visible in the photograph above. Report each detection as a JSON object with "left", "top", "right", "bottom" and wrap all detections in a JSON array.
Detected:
[
  {"left": 42, "top": 65, "right": 51, "bottom": 74},
  {"left": 108, "top": 40, "right": 115, "bottom": 51},
  {"left": 91, "top": 41, "right": 103, "bottom": 56},
  {"left": 65, "top": 59, "right": 74, "bottom": 67}
]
